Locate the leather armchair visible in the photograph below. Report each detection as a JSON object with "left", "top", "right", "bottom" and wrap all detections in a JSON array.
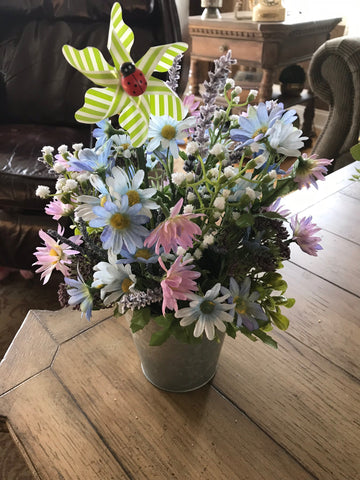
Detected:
[
  {"left": 309, "top": 36, "right": 360, "bottom": 171},
  {"left": 0, "top": 0, "right": 189, "bottom": 271}
]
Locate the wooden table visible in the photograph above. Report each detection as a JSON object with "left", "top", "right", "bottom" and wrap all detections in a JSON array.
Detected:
[
  {"left": 1, "top": 163, "right": 359, "bottom": 479},
  {"left": 189, "top": 13, "right": 341, "bottom": 101}
]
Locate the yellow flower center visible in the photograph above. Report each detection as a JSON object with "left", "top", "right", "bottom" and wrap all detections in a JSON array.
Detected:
[
  {"left": 110, "top": 213, "right": 130, "bottom": 230},
  {"left": 100, "top": 196, "right": 107, "bottom": 207},
  {"left": 252, "top": 126, "right": 268, "bottom": 138},
  {"left": 234, "top": 296, "right": 247, "bottom": 315},
  {"left": 161, "top": 125, "right": 176, "bottom": 140},
  {"left": 49, "top": 247, "right": 60, "bottom": 264},
  {"left": 122, "top": 278, "right": 133, "bottom": 293},
  {"left": 200, "top": 300, "right": 216, "bottom": 314},
  {"left": 135, "top": 248, "right": 151, "bottom": 260},
  {"left": 121, "top": 143, "right": 130, "bottom": 150},
  {"left": 126, "top": 190, "right": 140, "bottom": 207}
]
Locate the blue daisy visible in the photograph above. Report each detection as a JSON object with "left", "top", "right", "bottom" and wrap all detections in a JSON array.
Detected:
[
  {"left": 221, "top": 277, "right": 268, "bottom": 331},
  {"left": 89, "top": 195, "right": 150, "bottom": 255},
  {"left": 65, "top": 273, "right": 93, "bottom": 321},
  {"left": 230, "top": 101, "right": 297, "bottom": 147},
  {"left": 68, "top": 140, "right": 114, "bottom": 174}
]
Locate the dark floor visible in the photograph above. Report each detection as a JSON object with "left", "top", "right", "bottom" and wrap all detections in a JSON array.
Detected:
[{"left": 0, "top": 271, "right": 61, "bottom": 480}]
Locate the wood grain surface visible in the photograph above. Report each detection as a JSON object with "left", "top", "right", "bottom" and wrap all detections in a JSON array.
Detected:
[{"left": 0, "top": 162, "right": 359, "bottom": 480}]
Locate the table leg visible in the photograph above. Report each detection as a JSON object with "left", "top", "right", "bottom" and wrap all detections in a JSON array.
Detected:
[
  {"left": 258, "top": 68, "right": 275, "bottom": 102},
  {"left": 302, "top": 93, "right": 315, "bottom": 148},
  {"left": 189, "top": 58, "right": 201, "bottom": 96}
]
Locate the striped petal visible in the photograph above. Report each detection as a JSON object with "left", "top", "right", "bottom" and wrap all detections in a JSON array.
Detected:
[
  {"left": 62, "top": 45, "right": 118, "bottom": 88},
  {"left": 118, "top": 96, "right": 151, "bottom": 147},
  {"left": 146, "top": 78, "right": 186, "bottom": 120},
  {"left": 136, "top": 43, "right": 188, "bottom": 78},
  {"left": 74, "top": 86, "right": 131, "bottom": 124},
  {"left": 107, "top": 2, "right": 133, "bottom": 70}
]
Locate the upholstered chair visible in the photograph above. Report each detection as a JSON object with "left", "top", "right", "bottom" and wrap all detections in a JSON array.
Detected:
[{"left": 309, "top": 36, "right": 360, "bottom": 171}]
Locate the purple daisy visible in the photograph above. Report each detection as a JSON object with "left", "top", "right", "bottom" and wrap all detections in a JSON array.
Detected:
[{"left": 290, "top": 215, "right": 323, "bottom": 256}]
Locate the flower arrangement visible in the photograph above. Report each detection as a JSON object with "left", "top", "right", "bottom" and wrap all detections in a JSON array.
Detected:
[{"left": 34, "top": 3, "right": 332, "bottom": 349}]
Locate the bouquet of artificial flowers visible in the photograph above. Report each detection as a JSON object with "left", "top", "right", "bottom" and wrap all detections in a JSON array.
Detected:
[{"left": 34, "top": 3, "right": 332, "bottom": 348}]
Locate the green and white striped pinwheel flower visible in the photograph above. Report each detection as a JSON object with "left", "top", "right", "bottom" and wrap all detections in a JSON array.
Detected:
[{"left": 62, "top": 2, "right": 188, "bottom": 147}]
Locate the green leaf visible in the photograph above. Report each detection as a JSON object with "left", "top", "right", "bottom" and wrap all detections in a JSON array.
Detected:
[
  {"left": 259, "top": 211, "right": 286, "bottom": 221},
  {"left": 235, "top": 213, "right": 255, "bottom": 229},
  {"left": 226, "top": 322, "right": 238, "bottom": 339},
  {"left": 153, "top": 313, "right": 173, "bottom": 328},
  {"left": 178, "top": 150, "right": 187, "bottom": 161},
  {"left": 252, "top": 329, "right": 278, "bottom": 349},
  {"left": 130, "top": 307, "right": 151, "bottom": 333},
  {"left": 350, "top": 143, "right": 360, "bottom": 161},
  {"left": 149, "top": 328, "right": 171, "bottom": 346},
  {"left": 270, "top": 310, "right": 290, "bottom": 330}
]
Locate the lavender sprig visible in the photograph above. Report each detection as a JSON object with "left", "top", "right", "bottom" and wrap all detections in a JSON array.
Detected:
[
  {"left": 194, "top": 50, "right": 237, "bottom": 156},
  {"left": 166, "top": 54, "right": 183, "bottom": 93}
]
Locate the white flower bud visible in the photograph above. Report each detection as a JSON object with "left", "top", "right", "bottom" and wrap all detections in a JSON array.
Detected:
[
  {"left": 209, "top": 143, "right": 224, "bottom": 157},
  {"left": 55, "top": 178, "right": 66, "bottom": 192},
  {"left": 232, "top": 212, "right": 240, "bottom": 220},
  {"left": 35, "top": 185, "right": 50, "bottom": 198},
  {"left": 222, "top": 189, "right": 231, "bottom": 198},
  {"left": 269, "top": 170, "right": 278, "bottom": 180},
  {"left": 185, "top": 172, "right": 195, "bottom": 183},
  {"left": 176, "top": 246, "right": 187, "bottom": 256},
  {"left": 203, "top": 234, "right": 215, "bottom": 246},
  {"left": 185, "top": 141, "right": 199, "bottom": 156},
  {"left": 63, "top": 179, "right": 78, "bottom": 192},
  {"left": 57, "top": 144, "right": 68, "bottom": 155},
  {"left": 224, "top": 166, "right": 237, "bottom": 178},
  {"left": 249, "top": 89, "right": 258, "bottom": 98},
  {"left": 208, "top": 167, "right": 219, "bottom": 178},
  {"left": 234, "top": 86, "right": 242, "bottom": 95},
  {"left": 187, "top": 192, "right": 196, "bottom": 202},
  {"left": 53, "top": 162, "right": 66, "bottom": 174},
  {"left": 232, "top": 96, "right": 240, "bottom": 104},
  {"left": 41, "top": 146, "right": 54, "bottom": 155},
  {"left": 226, "top": 78, "right": 235, "bottom": 89},
  {"left": 214, "top": 196, "right": 225, "bottom": 210},
  {"left": 255, "top": 154, "right": 267, "bottom": 167},
  {"left": 72, "top": 143, "right": 83, "bottom": 151},
  {"left": 193, "top": 248, "right": 203, "bottom": 259},
  {"left": 171, "top": 172, "right": 186, "bottom": 186},
  {"left": 183, "top": 204, "right": 194, "bottom": 214},
  {"left": 76, "top": 172, "right": 91, "bottom": 183},
  {"left": 245, "top": 187, "right": 256, "bottom": 201}
]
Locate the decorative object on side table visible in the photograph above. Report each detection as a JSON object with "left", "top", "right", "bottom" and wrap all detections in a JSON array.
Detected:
[
  {"left": 234, "top": 0, "right": 255, "bottom": 20},
  {"left": 201, "top": 0, "right": 223, "bottom": 19},
  {"left": 279, "top": 64, "right": 306, "bottom": 97},
  {"left": 252, "top": 0, "right": 286, "bottom": 22},
  {"left": 33, "top": 2, "right": 333, "bottom": 392}
]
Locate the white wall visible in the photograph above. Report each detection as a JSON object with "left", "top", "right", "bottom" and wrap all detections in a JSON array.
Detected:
[{"left": 283, "top": 0, "right": 360, "bottom": 36}]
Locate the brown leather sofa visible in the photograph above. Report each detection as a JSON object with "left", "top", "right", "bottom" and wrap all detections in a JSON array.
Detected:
[
  {"left": 309, "top": 36, "right": 360, "bottom": 171},
  {"left": 0, "top": 0, "right": 189, "bottom": 271}
]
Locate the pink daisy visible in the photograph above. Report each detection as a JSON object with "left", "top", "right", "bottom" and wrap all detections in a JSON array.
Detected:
[
  {"left": 290, "top": 154, "right": 333, "bottom": 189},
  {"left": 144, "top": 198, "right": 203, "bottom": 254},
  {"left": 159, "top": 256, "right": 200, "bottom": 315},
  {"left": 45, "top": 197, "right": 74, "bottom": 220},
  {"left": 290, "top": 215, "right": 322, "bottom": 256},
  {"left": 33, "top": 225, "right": 82, "bottom": 284},
  {"left": 183, "top": 94, "right": 201, "bottom": 117}
]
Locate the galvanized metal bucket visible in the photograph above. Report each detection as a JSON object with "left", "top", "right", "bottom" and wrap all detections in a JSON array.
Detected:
[{"left": 131, "top": 319, "right": 225, "bottom": 393}]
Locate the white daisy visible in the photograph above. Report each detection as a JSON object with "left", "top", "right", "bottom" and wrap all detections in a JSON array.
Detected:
[{"left": 175, "top": 283, "right": 234, "bottom": 340}]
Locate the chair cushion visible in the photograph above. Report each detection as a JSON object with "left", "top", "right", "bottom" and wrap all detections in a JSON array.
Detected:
[{"left": 0, "top": 123, "right": 91, "bottom": 210}]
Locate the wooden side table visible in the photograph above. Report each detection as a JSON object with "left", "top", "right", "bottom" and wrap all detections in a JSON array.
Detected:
[
  {"left": 189, "top": 13, "right": 341, "bottom": 141},
  {"left": 189, "top": 13, "right": 341, "bottom": 101}
]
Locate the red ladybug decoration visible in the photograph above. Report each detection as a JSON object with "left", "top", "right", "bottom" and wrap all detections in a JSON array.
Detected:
[{"left": 120, "top": 62, "right": 147, "bottom": 97}]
